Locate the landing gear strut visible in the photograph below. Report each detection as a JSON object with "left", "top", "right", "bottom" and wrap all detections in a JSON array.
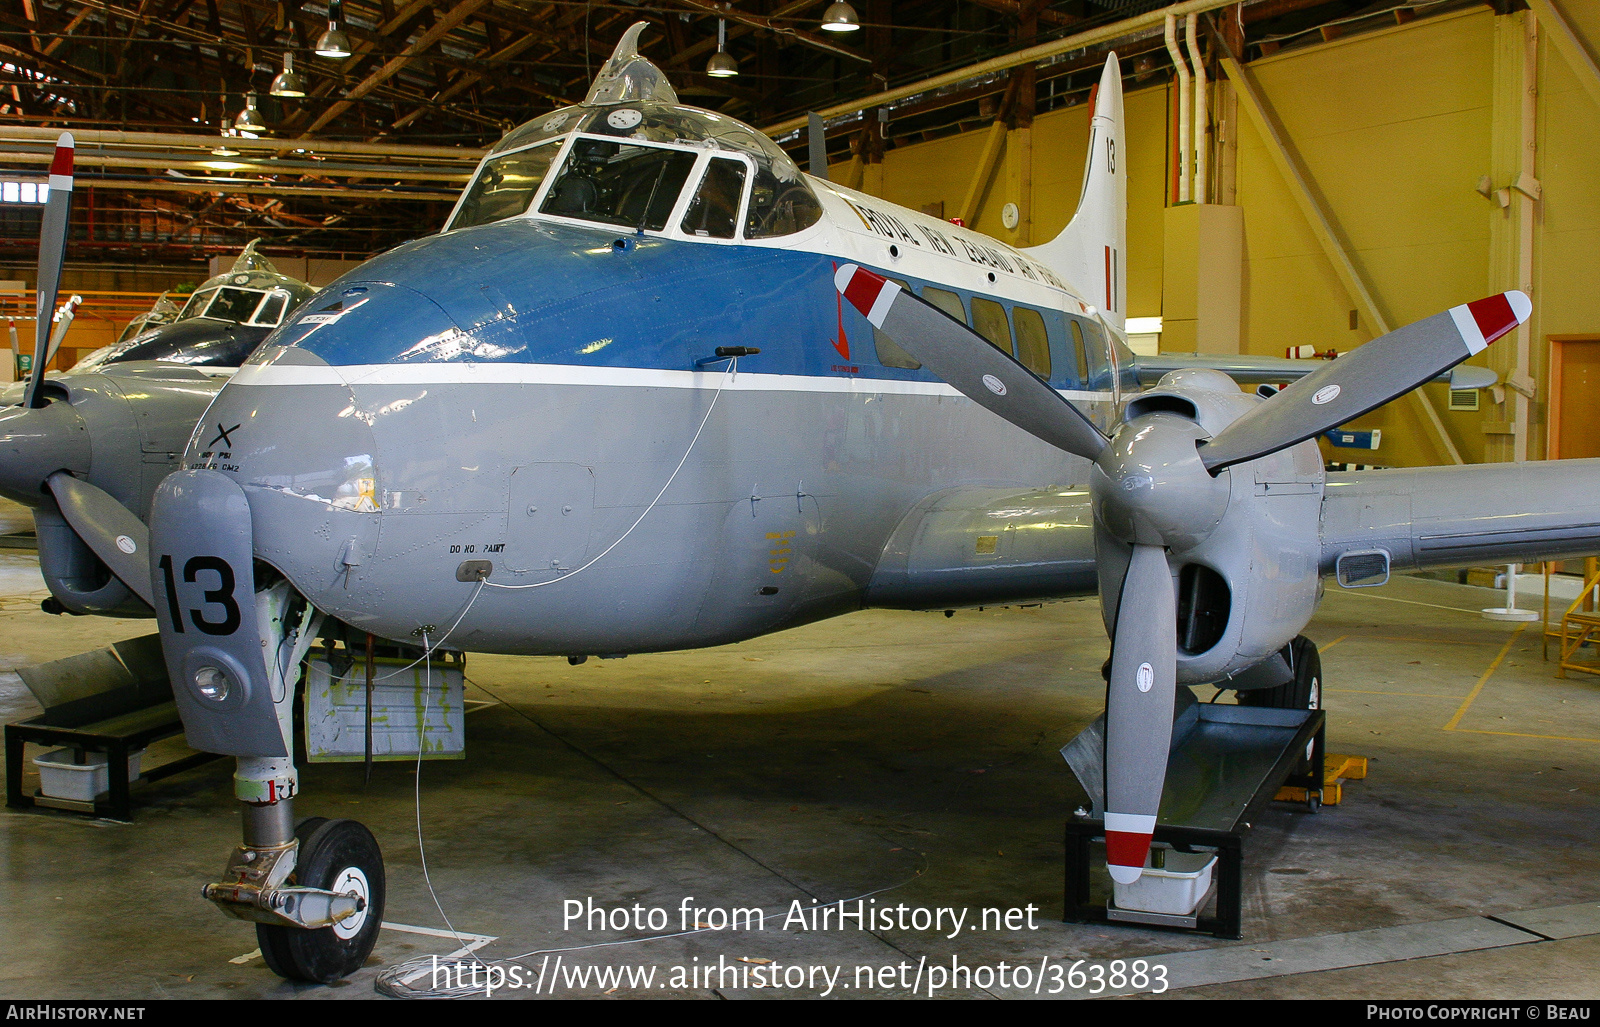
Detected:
[{"left": 202, "top": 756, "right": 387, "bottom": 983}]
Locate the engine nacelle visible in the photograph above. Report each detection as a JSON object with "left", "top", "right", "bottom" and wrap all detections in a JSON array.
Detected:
[{"left": 1099, "top": 369, "right": 1325, "bottom": 686}]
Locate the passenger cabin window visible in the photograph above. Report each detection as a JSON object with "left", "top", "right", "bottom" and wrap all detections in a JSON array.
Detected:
[
  {"left": 681, "top": 158, "right": 746, "bottom": 239},
  {"left": 540, "top": 139, "right": 697, "bottom": 232},
  {"left": 922, "top": 287, "right": 966, "bottom": 325},
  {"left": 451, "top": 141, "right": 560, "bottom": 230},
  {"left": 1013, "top": 307, "right": 1051, "bottom": 378},
  {"left": 744, "top": 164, "right": 823, "bottom": 239},
  {"left": 970, "top": 297, "right": 1010, "bottom": 353},
  {"left": 1071, "top": 315, "right": 1111, "bottom": 388},
  {"left": 873, "top": 278, "right": 920, "bottom": 369}
]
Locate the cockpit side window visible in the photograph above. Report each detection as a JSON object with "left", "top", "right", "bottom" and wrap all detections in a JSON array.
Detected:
[
  {"left": 681, "top": 157, "right": 747, "bottom": 239},
  {"left": 450, "top": 141, "right": 561, "bottom": 231},
  {"left": 248, "top": 291, "right": 289, "bottom": 327},
  {"left": 179, "top": 289, "right": 216, "bottom": 320},
  {"left": 745, "top": 163, "right": 823, "bottom": 239},
  {"left": 540, "top": 138, "right": 698, "bottom": 231}
]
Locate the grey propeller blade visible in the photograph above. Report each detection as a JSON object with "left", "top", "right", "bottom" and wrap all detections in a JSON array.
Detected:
[
  {"left": 1103, "top": 542, "right": 1177, "bottom": 885},
  {"left": 1199, "top": 291, "right": 1531, "bottom": 474},
  {"left": 25, "top": 134, "right": 74, "bottom": 410},
  {"left": 46, "top": 471, "right": 154, "bottom": 607},
  {"left": 834, "top": 263, "right": 1108, "bottom": 463}
]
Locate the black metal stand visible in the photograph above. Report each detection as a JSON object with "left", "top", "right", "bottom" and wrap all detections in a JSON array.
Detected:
[
  {"left": 6, "top": 704, "right": 222, "bottom": 821},
  {"left": 1063, "top": 706, "right": 1325, "bottom": 939}
]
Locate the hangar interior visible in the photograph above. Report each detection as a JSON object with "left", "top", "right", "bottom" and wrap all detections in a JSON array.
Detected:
[{"left": 1, "top": 0, "right": 1599, "bottom": 1001}]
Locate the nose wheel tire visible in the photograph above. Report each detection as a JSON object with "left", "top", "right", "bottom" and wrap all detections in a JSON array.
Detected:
[{"left": 257, "top": 818, "right": 386, "bottom": 984}]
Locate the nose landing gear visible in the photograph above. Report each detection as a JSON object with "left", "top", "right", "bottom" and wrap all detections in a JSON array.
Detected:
[
  {"left": 202, "top": 757, "right": 387, "bottom": 983},
  {"left": 255, "top": 817, "right": 387, "bottom": 983}
]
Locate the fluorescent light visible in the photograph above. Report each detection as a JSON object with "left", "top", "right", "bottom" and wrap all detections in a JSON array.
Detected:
[{"left": 1125, "top": 316, "right": 1163, "bottom": 334}]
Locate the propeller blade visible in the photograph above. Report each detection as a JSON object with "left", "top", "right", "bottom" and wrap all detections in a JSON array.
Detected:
[
  {"left": 25, "top": 133, "right": 74, "bottom": 410},
  {"left": 1103, "top": 542, "right": 1177, "bottom": 885},
  {"left": 46, "top": 472, "right": 154, "bottom": 607},
  {"left": 1199, "top": 291, "right": 1530, "bottom": 474},
  {"left": 45, "top": 295, "right": 81, "bottom": 368},
  {"left": 834, "top": 263, "right": 1109, "bottom": 462}
]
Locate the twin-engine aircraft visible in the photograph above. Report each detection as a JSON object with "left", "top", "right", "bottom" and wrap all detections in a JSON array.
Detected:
[
  {"left": 9, "top": 24, "right": 1600, "bottom": 983},
  {"left": 71, "top": 240, "right": 317, "bottom": 373},
  {"left": 0, "top": 236, "right": 312, "bottom": 615}
]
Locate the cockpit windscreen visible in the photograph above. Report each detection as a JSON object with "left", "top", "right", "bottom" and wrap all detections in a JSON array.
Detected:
[
  {"left": 539, "top": 139, "right": 697, "bottom": 231},
  {"left": 176, "top": 286, "right": 294, "bottom": 327},
  {"left": 449, "top": 140, "right": 561, "bottom": 231}
]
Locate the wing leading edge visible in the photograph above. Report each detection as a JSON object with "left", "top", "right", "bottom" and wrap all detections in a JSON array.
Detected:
[{"left": 1139, "top": 353, "right": 1497, "bottom": 391}]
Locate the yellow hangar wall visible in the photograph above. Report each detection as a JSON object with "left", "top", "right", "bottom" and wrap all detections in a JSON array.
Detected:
[{"left": 844, "top": 4, "right": 1600, "bottom": 469}]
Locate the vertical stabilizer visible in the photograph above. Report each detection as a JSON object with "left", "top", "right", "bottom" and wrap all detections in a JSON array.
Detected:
[{"left": 1024, "top": 54, "right": 1126, "bottom": 332}]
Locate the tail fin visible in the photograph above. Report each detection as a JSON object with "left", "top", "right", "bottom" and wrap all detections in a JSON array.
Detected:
[{"left": 1024, "top": 54, "right": 1126, "bottom": 332}]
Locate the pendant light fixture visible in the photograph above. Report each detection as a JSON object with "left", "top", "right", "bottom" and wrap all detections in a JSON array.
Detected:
[
  {"left": 233, "top": 92, "right": 267, "bottom": 136},
  {"left": 820, "top": 0, "right": 860, "bottom": 32},
  {"left": 315, "top": 0, "right": 353, "bottom": 58},
  {"left": 270, "top": 52, "right": 307, "bottom": 97},
  {"left": 706, "top": 19, "right": 738, "bottom": 78}
]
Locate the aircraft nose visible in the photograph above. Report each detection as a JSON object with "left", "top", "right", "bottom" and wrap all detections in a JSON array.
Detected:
[
  {"left": 0, "top": 399, "right": 90, "bottom": 507},
  {"left": 188, "top": 355, "right": 386, "bottom": 622}
]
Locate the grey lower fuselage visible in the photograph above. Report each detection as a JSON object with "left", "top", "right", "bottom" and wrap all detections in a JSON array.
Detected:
[{"left": 203, "top": 368, "right": 1103, "bottom": 656}]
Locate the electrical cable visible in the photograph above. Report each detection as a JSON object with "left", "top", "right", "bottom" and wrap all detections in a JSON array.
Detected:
[
  {"left": 482, "top": 355, "right": 737, "bottom": 592},
  {"left": 376, "top": 359, "right": 742, "bottom": 997}
]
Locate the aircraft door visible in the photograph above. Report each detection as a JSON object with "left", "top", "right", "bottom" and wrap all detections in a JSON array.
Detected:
[{"left": 501, "top": 462, "right": 595, "bottom": 577}]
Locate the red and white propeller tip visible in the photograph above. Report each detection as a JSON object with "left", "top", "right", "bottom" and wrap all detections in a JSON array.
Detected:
[
  {"left": 48, "top": 133, "right": 75, "bottom": 192},
  {"left": 1451, "top": 290, "right": 1530, "bottom": 354},
  {"left": 834, "top": 263, "right": 900, "bottom": 329},
  {"left": 1104, "top": 812, "right": 1156, "bottom": 884}
]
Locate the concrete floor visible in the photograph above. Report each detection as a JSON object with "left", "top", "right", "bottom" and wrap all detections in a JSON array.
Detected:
[{"left": 1, "top": 526, "right": 1598, "bottom": 1000}]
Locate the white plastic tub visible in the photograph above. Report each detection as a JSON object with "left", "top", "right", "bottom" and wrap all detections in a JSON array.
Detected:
[
  {"left": 33, "top": 748, "right": 144, "bottom": 802},
  {"left": 1112, "top": 850, "right": 1217, "bottom": 916}
]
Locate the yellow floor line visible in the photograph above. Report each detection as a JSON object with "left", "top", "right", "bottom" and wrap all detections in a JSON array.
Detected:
[
  {"left": 1444, "top": 623, "right": 1526, "bottom": 732},
  {"left": 1449, "top": 727, "right": 1600, "bottom": 744},
  {"left": 1327, "top": 688, "right": 1466, "bottom": 699},
  {"left": 1318, "top": 634, "right": 1349, "bottom": 653}
]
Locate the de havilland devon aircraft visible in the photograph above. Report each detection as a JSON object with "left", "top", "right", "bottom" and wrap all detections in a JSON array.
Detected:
[
  {"left": 70, "top": 240, "right": 318, "bottom": 373},
  {"left": 7, "top": 23, "right": 1600, "bottom": 983},
  {"left": 0, "top": 240, "right": 313, "bottom": 616}
]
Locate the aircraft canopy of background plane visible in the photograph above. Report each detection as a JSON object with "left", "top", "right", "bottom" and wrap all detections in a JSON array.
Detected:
[{"left": 71, "top": 240, "right": 316, "bottom": 373}]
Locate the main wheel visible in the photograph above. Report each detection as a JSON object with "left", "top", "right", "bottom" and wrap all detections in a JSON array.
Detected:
[
  {"left": 256, "top": 818, "right": 385, "bottom": 984},
  {"left": 1237, "top": 635, "right": 1321, "bottom": 710}
]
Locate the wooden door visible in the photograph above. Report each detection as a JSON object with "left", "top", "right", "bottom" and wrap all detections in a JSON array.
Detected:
[{"left": 1549, "top": 336, "right": 1600, "bottom": 460}]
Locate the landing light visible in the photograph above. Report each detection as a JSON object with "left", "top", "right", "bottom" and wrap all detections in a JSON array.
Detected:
[{"left": 194, "top": 666, "right": 230, "bottom": 702}]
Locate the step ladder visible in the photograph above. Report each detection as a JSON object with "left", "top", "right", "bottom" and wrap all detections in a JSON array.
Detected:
[{"left": 1548, "top": 558, "right": 1600, "bottom": 678}]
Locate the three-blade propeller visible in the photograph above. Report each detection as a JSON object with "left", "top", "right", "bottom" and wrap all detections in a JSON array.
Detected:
[{"left": 836, "top": 262, "right": 1529, "bottom": 881}]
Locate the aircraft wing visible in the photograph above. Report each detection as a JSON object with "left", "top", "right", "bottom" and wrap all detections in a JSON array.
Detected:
[
  {"left": 865, "top": 485, "right": 1100, "bottom": 609},
  {"left": 1138, "top": 353, "right": 1497, "bottom": 390},
  {"left": 1321, "top": 458, "right": 1600, "bottom": 574}
]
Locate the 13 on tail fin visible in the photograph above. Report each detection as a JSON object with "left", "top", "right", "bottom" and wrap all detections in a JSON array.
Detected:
[{"left": 1024, "top": 53, "right": 1126, "bottom": 332}]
